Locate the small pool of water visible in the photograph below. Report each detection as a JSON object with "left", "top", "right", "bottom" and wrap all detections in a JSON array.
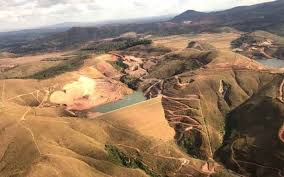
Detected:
[
  {"left": 256, "top": 58, "right": 284, "bottom": 68},
  {"left": 92, "top": 91, "right": 146, "bottom": 113}
]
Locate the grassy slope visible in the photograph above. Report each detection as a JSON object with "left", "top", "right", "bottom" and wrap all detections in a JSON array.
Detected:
[
  {"left": 142, "top": 47, "right": 284, "bottom": 177},
  {"left": 216, "top": 75, "right": 284, "bottom": 176},
  {"left": 0, "top": 51, "right": 91, "bottom": 80},
  {"left": 1, "top": 36, "right": 284, "bottom": 177},
  {"left": 0, "top": 91, "right": 214, "bottom": 177}
]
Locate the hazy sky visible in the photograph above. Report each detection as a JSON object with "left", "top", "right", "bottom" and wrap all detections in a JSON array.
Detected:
[{"left": 0, "top": 0, "right": 275, "bottom": 32}]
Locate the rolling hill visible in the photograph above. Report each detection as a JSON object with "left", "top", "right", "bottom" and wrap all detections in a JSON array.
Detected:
[
  {"left": 173, "top": 0, "right": 284, "bottom": 35},
  {"left": 4, "top": 0, "right": 284, "bottom": 55},
  {"left": 1, "top": 17, "right": 284, "bottom": 176},
  {"left": 0, "top": 53, "right": 235, "bottom": 176},
  {"left": 231, "top": 30, "right": 284, "bottom": 60}
]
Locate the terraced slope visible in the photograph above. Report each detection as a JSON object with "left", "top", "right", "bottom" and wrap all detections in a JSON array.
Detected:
[
  {"left": 138, "top": 47, "right": 284, "bottom": 177},
  {"left": 0, "top": 47, "right": 228, "bottom": 177},
  {"left": 216, "top": 75, "right": 284, "bottom": 176},
  {"left": 1, "top": 88, "right": 234, "bottom": 177},
  {"left": 1, "top": 40, "right": 284, "bottom": 177}
]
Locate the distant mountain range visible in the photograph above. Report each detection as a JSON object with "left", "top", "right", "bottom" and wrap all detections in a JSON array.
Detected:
[
  {"left": 3, "top": 0, "right": 284, "bottom": 54},
  {"left": 0, "top": 15, "right": 174, "bottom": 35},
  {"left": 0, "top": 15, "right": 174, "bottom": 53},
  {"left": 173, "top": 0, "right": 284, "bottom": 35}
]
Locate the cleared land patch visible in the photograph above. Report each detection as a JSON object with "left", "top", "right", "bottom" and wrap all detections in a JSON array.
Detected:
[{"left": 152, "top": 32, "right": 241, "bottom": 51}]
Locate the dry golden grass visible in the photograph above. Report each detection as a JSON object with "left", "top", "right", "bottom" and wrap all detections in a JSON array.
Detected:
[
  {"left": 0, "top": 52, "right": 132, "bottom": 114},
  {"left": 97, "top": 96, "right": 175, "bottom": 141},
  {"left": 0, "top": 51, "right": 73, "bottom": 66},
  {"left": 3, "top": 41, "right": 279, "bottom": 177},
  {"left": 0, "top": 51, "right": 77, "bottom": 79},
  {"left": 0, "top": 101, "right": 150, "bottom": 177},
  {"left": 0, "top": 48, "right": 217, "bottom": 176},
  {"left": 152, "top": 32, "right": 241, "bottom": 51},
  {"left": 0, "top": 86, "right": 212, "bottom": 177}
]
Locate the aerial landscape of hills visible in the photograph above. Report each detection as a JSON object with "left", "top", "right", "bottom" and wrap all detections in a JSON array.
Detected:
[{"left": 0, "top": 0, "right": 284, "bottom": 177}]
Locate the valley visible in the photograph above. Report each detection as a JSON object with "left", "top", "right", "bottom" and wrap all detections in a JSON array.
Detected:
[
  {"left": 1, "top": 1, "right": 284, "bottom": 177},
  {"left": 1, "top": 29, "right": 284, "bottom": 177}
]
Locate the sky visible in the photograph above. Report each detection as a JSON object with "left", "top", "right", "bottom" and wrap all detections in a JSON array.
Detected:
[{"left": 0, "top": 0, "right": 275, "bottom": 32}]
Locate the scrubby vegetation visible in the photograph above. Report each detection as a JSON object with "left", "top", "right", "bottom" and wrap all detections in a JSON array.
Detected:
[
  {"left": 178, "top": 132, "right": 207, "bottom": 160},
  {"left": 82, "top": 38, "right": 152, "bottom": 53},
  {"left": 231, "top": 31, "right": 284, "bottom": 59},
  {"left": 120, "top": 75, "right": 140, "bottom": 90},
  {"left": 231, "top": 34, "right": 256, "bottom": 48},
  {"left": 108, "top": 59, "right": 129, "bottom": 72},
  {"left": 41, "top": 57, "right": 69, "bottom": 61},
  {"left": 105, "top": 145, "right": 161, "bottom": 177},
  {"left": 147, "top": 49, "right": 208, "bottom": 79},
  {"left": 119, "top": 45, "right": 172, "bottom": 58},
  {"left": 28, "top": 51, "right": 91, "bottom": 79}
]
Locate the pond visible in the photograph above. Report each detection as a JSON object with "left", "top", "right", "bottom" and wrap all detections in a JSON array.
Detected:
[
  {"left": 92, "top": 91, "right": 146, "bottom": 113},
  {"left": 256, "top": 58, "right": 284, "bottom": 68}
]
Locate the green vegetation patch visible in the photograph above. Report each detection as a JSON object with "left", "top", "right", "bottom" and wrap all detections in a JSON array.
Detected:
[
  {"left": 82, "top": 38, "right": 152, "bottom": 53},
  {"left": 231, "top": 31, "right": 284, "bottom": 48},
  {"left": 120, "top": 39, "right": 152, "bottom": 50},
  {"left": 178, "top": 131, "right": 208, "bottom": 160},
  {"left": 231, "top": 34, "right": 257, "bottom": 48},
  {"left": 108, "top": 59, "right": 128, "bottom": 72},
  {"left": 119, "top": 45, "right": 172, "bottom": 58},
  {"left": 120, "top": 75, "right": 140, "bottom": 90},
  {"left": 105, "top": 144, "right": 161, "bottom": 177}
]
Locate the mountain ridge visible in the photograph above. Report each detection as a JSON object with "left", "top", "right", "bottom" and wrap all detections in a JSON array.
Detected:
[{"left": 173, "top": 0, "right": 284, "bottom": 34}]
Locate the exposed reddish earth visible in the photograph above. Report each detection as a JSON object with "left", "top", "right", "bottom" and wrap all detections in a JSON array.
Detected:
[
  {"left": 1, "top": 36, "right": 284, "bottom": 177},
  {"left": 279, "top": 123, "right": 284, "bottom": 144},
  {"left": 109, "top": 52, "right": 148, "bottom": 78},
  {"left": 96, "top": 61, "right": 121, "bottom": 77},
  {"left": 49, "top": 64, "right": 132, "bottom": 111}
]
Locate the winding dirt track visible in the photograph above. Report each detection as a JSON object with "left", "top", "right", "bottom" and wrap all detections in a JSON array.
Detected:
[
  {"left": 144, "top": 68, "right": 284, "bottom": 176},
  {"left": 226, "top": 77, "right": 284, "bottom": 176},
  {"left": 279, "top": 123, "right": 284, "bottom": 144},
  {"left": 277, "top": 79, "right": 284, "bottom": 144},
  {"left": 144, "top": 74, "right": 215, "bottom": 160},
  {"left": 278, "top": 79, "right": 284, "bottom": 103},
  {"left": 112, "top": 143, "right": 214, "bottom": 176}
]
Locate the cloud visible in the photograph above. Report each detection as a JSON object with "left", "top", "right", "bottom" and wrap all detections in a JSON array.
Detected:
[
  {"left": 133, "top": 1, "right": 146, "bottom": 8},
  {"left": 0, "top": 0, "right": 275, "bottom": 31},
  {"left": 35, "top": 0, "right": 96, "bottom": 8}
]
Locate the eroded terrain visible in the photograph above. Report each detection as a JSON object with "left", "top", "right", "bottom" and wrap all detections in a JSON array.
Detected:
[{"left": 1, "top": 33, "right": 284, "bottom": 177}]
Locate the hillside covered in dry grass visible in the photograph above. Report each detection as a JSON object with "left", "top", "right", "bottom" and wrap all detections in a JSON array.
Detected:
[{"left": 1, "top": 31, "right": 284, "bottom": 177}]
